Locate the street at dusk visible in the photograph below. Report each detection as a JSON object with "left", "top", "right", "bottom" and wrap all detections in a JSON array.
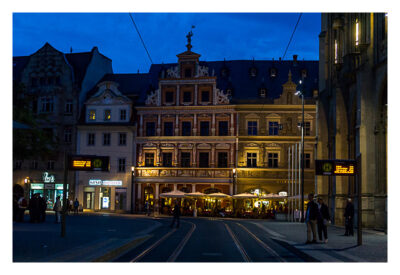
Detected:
[{"left": 10, "top": 6, "right": 389, "bottom": 268}]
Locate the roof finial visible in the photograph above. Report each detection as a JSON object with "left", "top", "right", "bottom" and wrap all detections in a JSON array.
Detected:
[
  {"left": 288, "top": 69, "right": 292, "bottom": 82},
  {"left": 186, "top": 25, "right": 195, "bottom": 51}
]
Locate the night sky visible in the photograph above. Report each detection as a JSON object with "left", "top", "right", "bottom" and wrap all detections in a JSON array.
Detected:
[{"left": 13, "top": 13, "right": 321, "bottom": 74}]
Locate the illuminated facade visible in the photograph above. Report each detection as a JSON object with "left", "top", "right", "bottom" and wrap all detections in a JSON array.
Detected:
[
  {"left": 134, "top": 38, "right": 318, "bottom": 212},
  {"left": 13, "top": 43, "right": 112, "bottom": 207},
  {"left": 318, "top": 13, "right": 387, "bottom": 229}
]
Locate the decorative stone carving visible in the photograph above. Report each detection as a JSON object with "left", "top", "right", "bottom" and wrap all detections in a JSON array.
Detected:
[
  {"left": 216, "top": 89, "right": 230, "bottom": 104},
  {"left": 245, "top": 143, "right": 259, "bottom": 147},
  {"left": 265, "top": 143, "right": 280, "bottom": 147},
  {"left": 167, "top": 66, "right": 179, "bottom": 78},
  {"left": 179, "top": 144, "right": 193, "bottom": 149},
  {"left": 145, "top": 89, "right": 160, "bottom": 106},
  {"left": 198, "top": 65, "right": 209, "bottom": 77},
  {"left": 197, "top": 143, "right": 211, "bottom": 149},
  {"left": 216, "top": 143, "right": 230, "bottom": 149}
]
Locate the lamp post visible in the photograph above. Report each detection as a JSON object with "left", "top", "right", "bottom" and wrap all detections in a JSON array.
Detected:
[
  {"left": 232, "top": 168, "right": 236, "bottom": 213},
  {"left": 295, "top": 80, "right": 305, "bottom": 222},
  {"left": 131, "top": 166, "right": 135, "bottom": 214}
]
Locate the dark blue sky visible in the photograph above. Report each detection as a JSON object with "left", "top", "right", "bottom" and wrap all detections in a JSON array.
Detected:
[{"left": 13, "top": 13, "right": 321, "bottom": 73}]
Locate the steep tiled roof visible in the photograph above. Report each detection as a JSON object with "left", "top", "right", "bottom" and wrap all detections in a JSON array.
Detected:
[{"left": 148, "top": 59, "right": 319, "bottom": 102}]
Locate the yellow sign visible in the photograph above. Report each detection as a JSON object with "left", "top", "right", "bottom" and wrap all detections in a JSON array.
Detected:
[
  {"left": 72, "top": 160, "right": 92, "bottom": 168},
  {"left": 334, "top": 165, "right": 354, "bottom": 174}
]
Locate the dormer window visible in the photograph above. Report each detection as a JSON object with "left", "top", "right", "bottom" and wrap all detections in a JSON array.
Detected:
[
  {"left": 270, "top": 68, "right": 277, "bottom": 78},
  {"left": 185, "top": 68, "right": 192, "bottom": 78},
  {"left": 250, "top": 67, "right": 257, "bottom": 77},
  {"left": 89, "top": 110, "right": 96, "bottom": 121},
  {"left": 259, "top": 88, "right": 266, "bottom": 98},
  {"left": 104, "top": 109, "right": 111, "bottom": 121},
  {"left": 301, "top": 69, "right": 308, "bottom": 78},
  {"left": 221, "top": 68, "right": 229, "bottom": 77}
]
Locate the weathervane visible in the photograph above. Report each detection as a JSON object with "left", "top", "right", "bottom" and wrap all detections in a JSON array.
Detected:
[{"left": 186, "top": 25, "right": 195, "bottom": 51}]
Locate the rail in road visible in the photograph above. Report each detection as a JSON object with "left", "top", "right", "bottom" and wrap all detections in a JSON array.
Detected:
[{"left": 113, "top": 217, "right": 309, "bottom": 262}]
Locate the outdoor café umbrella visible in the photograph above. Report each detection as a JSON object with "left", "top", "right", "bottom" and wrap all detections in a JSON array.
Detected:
[
  {"left": 159, "top": 190, "right": 186, "bottom": 198},
  {"left": 232, "top": 192, "right": 258, "bottom": 199},
  {"left": 184, "top": 192, "right": 206, "bottom": 217},
  {"left": 206, "top": 192, "right": 231, "bottom": 210}
]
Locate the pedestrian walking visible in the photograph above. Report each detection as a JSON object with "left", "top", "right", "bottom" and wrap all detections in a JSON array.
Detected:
[
  {"left": 305, "top": 193, "right": 318, "bottom": 244},
  {"left": 29, "top": 193, "right": 41, "bottom": 223},
  {"left": 145, "top": 201, "right": 150, "bottom": 216},
  {"left": 344, "top": 197, "right": 354, "bottom": 236},
  {"left": 39, "top": 195, "right": 47, "bottom": 222},
  {"left": 73, "top": 198, "right": 79, "bottom": 215},
  {"left": 170, "top": 200, "right": 181, "bottom": 228},
  {"left": 54, "top": 196, "right": 62, "bottom": 223},
  {"left": 317, "top": 197, "right": 330, "bottom": 243},
  {"left": 17, "top": 195, "right": 28, "bottom": 222}
]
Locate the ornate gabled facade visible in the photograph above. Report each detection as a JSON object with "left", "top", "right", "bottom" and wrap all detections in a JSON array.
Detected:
[
  {"left": 135, "top": 42, "right": 237, "bottom": 213},
  {"left": 76, "top": 81, "right": 135, "bottom": 212},
  {"left": 318, "top": 13, "right": 387, "bottom": 229},
  {"left": 13, "top": 43, "right": 112, "bottom": 208}
]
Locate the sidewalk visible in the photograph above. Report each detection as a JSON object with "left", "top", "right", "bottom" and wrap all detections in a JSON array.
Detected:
[
  {"left": 13, "top": 213, "right": 161, "bottom": 262},
  {"left": 253, "top": 221, "right": 387, "bottom": 262}
]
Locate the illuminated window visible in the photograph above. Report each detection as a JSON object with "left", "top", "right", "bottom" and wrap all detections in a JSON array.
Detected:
[
  {"left": 104, "top": 110, "right": 111, "bottom": 121},
  {"left": 355, "top": 18, "right": 359, "bottom": 46},
  {"left": 268, "top": 153, "right": 279, "bottom": 168},
  {"left": 145, "top": 153, "right": 155, "bottom": 167},
  {"left": 334, "top": 39, "right": 338, "bottom": 64},
  {"left": 247, "top": 153, "right": 257, "bottom": 167},
  {"left": 248, "top": 121, "right": 258, "bottom": 136},
  {"left": 103, "top": 133, "right": 111, "bottom": 146},
  {"left": 118, "top": 158, "right": 126, "bottom": 172},
  {"left": 87, "top": 133, "right": 95, "bottom": 146},
  {"left": 89, "top": 110, "right": 96, "bottom": 121},
  {"left": 119, "top": 133, "right": 126, "bottom": 146}
]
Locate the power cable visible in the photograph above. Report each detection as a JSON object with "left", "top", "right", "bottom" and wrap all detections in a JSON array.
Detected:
[
  {"left": 128, "top": 13, "right": 153, "bottom": 64},
  {"left": 282, "top": 13, "right": 302, "bottom": 60}
]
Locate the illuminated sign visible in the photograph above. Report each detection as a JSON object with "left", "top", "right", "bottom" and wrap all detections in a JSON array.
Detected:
[
  {"left": 69, "top": 155, "right": 109, "bottom": 171},
  {"left": 31, "top": 183, "right": 44, "bottom": 190},
  {"left": 279, "top": 192, "right": 288, "bottom": 197},
  {"left": 102, "top": 197, "right": 110, "bottom": 208},
  {"left": 42, "top": 172, "right": 55, "bottom": 183},
  {"left": 316, "top": 160, "right": 356, "bottom": 176},
  {"left": 89, "top": 179, "right": 122, "bottom": 186}
]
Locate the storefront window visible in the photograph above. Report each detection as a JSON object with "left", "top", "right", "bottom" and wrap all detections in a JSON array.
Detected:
[
  {"left": 100, "top": 187, "right": 110, "bottom": 209},
  {"left": 115, "top": 188, "right": 127, "bottom": 210},
  {"left": 144, "top": 187, "right": 154, "bottom": 206}
]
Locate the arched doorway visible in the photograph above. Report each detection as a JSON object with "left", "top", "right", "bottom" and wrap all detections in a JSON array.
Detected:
[{"left": 144, "top": 186, "right": 154, "bottom": 209}]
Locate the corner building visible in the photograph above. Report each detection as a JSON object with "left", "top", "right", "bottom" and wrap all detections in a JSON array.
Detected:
[{"left": 135, "top": 40, "right": 318, "bottom": 213}]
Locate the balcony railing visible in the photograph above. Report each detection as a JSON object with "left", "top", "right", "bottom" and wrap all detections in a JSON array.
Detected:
[{"left": 136, "top": 167, "right": 234, "bottom": 178}]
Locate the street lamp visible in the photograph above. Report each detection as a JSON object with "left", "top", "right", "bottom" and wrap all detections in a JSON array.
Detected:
[
  {"left": 131, "top": 166, "right": 135, "bottom": 214},
  {"left": 296, "top": 81, "right": 305, "bottom": 222}
]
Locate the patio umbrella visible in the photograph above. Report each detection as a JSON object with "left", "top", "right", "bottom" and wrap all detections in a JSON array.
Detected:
[
  {"left": 159, "top": 190, "right": 186, "bottom": 198},
  {"left": 233, "top": 192, "right": 258, "bottom": 199},
  {"left": 184, "top": 192, "right": 205, "bottom": 217},
  {"left": 206, "top": 192, "right": 231, "bottom": 198}
]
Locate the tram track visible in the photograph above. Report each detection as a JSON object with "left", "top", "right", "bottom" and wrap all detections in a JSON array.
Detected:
[
  {"left": 167, "top": 221, "right": 196, "bottom": 262},
  {"left": 223, "top": 222, "right": 251, "bottom": 262}
]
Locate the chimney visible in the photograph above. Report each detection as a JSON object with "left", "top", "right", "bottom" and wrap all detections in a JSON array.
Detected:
[
  {"left": 279, "top": 57, "right": 282, "bottom": 61},
  {"left": 293, "top": 54, "right": 298, "bottom": 66}
]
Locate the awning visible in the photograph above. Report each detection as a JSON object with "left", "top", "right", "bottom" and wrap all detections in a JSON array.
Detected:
[{"left": 184, "top": 192, "right": 206, "bottom": 198}]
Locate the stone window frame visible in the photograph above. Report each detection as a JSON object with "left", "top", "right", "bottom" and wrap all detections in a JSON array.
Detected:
[
  {"left": 102, "top": 132, "right": 111, "bottom": 146},
  {"left": 118, "top": 132, "right": 127, "bottom": 146},
  {"left": 180, "top": 151, "right": 191, "bottom": 167},
  {"left": 144, "top": 150, "right": 156, "bottom": 167},
  {"left": 87, "top": 133, "right": 96, "bottom": 146},
  {"left": 216, "top": 150, "right": 229, "bottom": 168},
  {"left": 145, "top": 120, "right": 157, "bottom": 137},
  {"left": 266, "top": 114, "right": 281, "bottom": 136},
  {"left": 217, "top": 118, "right": 230, "bottom": 136},
  {"left": 265, "top": 147, "right": 281, "bottom": 168},
  {"left": 246, "top": 150, "right": 258, "bottom": 168},
  {"left": 88, "top": 109, "right": 96, "bottom": 121},
  {"left": 198, "top": 150, "right": 210, "bottom": 168}
]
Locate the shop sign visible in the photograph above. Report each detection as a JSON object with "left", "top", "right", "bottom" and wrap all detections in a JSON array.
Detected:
[
  {"left": 44, "top": 184, "right": 54, "bottom": 189},
  {"left": 279, "top": 191, "right": 288, "bottom": 197},
  {"left": 42, "top": 172, "right": 55, "bottom": 183},
  {"left": 316, "top": 159, "right": 356, "bottom": 176},
  {"left": 55, "top": 184, "right": 68, "bottom": 190},
  {"left": 69, "top": 155, "right": 110, "bottom": 171},
  {"left": 102, "top": 197, "right": 110, "bottom": 208},
  {"left": 89, "top": 179, "right": 123, "bottom": 186},
  {"left": 31, "top": 183, "right": 44, "bottom": 190}
]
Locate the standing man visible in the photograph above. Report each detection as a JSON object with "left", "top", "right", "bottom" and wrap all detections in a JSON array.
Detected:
[
  {"left": 305, "top": 193, "right": 318, "bottom": 244},
  {"left": 54, "top": 196, "right": 62, "bottom": 223},
  {"left": 344, "top": 197, "right": 354, "bottom": 236},
  {"left": 170, "top": 200, "right": 181, "bottom": 228},
  {"left": 317, "top": 197, "right": 330, "bottom": 243},
  {"left": 73, "top": 198, "right": 79, "bottom": 215},
  {"left": 39, "top": 195, "right": 47, "bottom": 222}
]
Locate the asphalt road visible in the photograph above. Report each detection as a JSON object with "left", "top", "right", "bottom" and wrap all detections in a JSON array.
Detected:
[{"left": 113, "top": 217, "right": 315, "bottom": 262}]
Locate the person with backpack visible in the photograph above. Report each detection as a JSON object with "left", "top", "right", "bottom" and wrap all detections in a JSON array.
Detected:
[{"left": 73, "top": 198, "right": 79, "bottom": 215}]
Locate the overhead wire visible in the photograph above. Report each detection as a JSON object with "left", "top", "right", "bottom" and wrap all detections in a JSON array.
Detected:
[
  {"left": 282, "top": 13, "right": 302, "bottom": 60},
  {"left": 128, "top": 12, "right": 153, "bottom": 64}
]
